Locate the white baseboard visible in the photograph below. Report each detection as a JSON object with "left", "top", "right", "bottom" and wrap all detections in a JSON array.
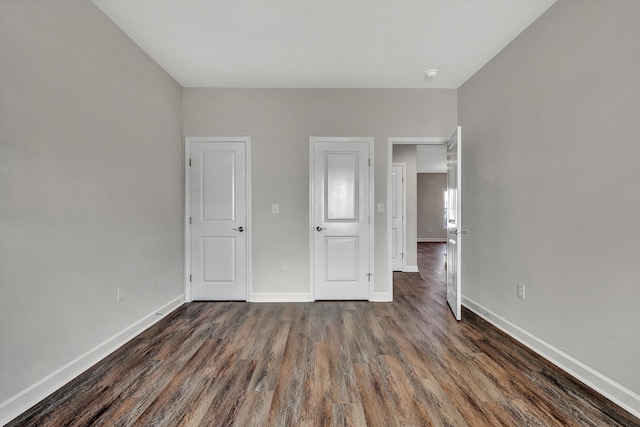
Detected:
[
  {"left": 249, "top": 291, "right": 394, "bottom": 303},
  {"left": 417, "top": 238, "right": 446, "bottom": 242},
  {"left": 0, "top": 295, "right": 185, "bottom": 426},
  {"left": 371, "top": 291, "right": 393, "bottom": 302},
  {"left": 249, "top": 292, "right": 312, "bottom": 302},
  {"left": 462, "top": 297, "right": 640, "bottom": 419},
  {"left": 403, "top": 265, "right": 419, "bottom": 273}
]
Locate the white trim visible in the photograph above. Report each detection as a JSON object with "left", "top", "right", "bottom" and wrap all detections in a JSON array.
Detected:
[
  {"left": 309, "top": 137, "right": 374, "bottom": 301},
  {"left": 417, "top": 238, "right": 447, "bottom": 243},
  {"left": 463, "top": 297, "right": 640, "bottom": 418},
  {"left": 309, "top": 142, "right": 315, "bottom": 300},
  {"left": 246, "top": 142, "right": 253, "bottom": 300},
  {"left": 401, "top": 163, "right": 406, "bottom": 273},
  {"left": 390, "top": 137, "right": 449, "bottom": 145},
  {"left": 249, "top": 292, "right": 312, "bottom": 303},
  {"left": 388, "top": 137, "right": 449, "bottom": 302},
  {"left": 403, "top": 265, "right": 419, "bottom": 273},
  {"left": 391, "top": 163, "right": 407, "bottom": 272},
  {"left": 371, "top": 291, "right": 393, "bottom": 302},
  {"left": 0, "top": 296, "right": 184, "bottom": 426},
  {"left": 184, "top": 141, "right": 192, "bottom": 302},
  {"left": 184, "top": 136, "right": 252, "bottom": 302},
  {"left": 369, "top": 141, "right": 375, "bottom": 300}
]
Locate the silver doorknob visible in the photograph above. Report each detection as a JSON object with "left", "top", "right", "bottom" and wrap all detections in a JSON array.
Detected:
[
  {"left": 232, "top": 226, "right": 244, "bottom": 232},
  {"left": 316, "top": 226, "right": 326, "bottom": 232}
]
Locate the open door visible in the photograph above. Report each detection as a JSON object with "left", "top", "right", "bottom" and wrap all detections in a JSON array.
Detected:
[{"left": 446, "top": 126, "right": 463, "bottom": 320}]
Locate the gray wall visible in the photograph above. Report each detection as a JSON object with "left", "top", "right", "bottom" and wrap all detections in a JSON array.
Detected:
[
  {"left": 184, "top": 89, "right": 457, "bottom": 295},
  {"left": 458, "top": 0, "right": 640, "bottom": 396},
  {"left": 0, "top": 0, "right": 184, "bottom": 401},
  {"left": 392, "top": 145, "right": 418, "bottom": 268},
  {"left": 417, "top": 173, "right": 446, "bottom": 240}
]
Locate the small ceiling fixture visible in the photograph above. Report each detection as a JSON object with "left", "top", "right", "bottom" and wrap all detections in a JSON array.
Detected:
[{"left": 425, "top": 69, "right": 439, "bottom": 79}]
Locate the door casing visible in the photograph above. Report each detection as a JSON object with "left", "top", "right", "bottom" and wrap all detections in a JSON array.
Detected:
[
  {"left": 391, "top": 163, "right": 406, "bottom": 272},
  {"left": 184, "top": 136, "right": 252, "bottom": 302},
  {"left": 309, "top": 137, "right": 374, "bottom": 301}
]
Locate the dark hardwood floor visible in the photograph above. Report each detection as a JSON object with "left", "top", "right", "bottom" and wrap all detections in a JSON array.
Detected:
[{"left": 9, "top": 243, "right": 638, "bottom": 426}]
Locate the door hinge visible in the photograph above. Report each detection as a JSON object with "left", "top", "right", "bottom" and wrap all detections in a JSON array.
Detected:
[
  {"left": 366, "top": 273, "right": 372, "bottom": 282},
  {"left": 401, "top": 253, "right": 405, "bottom": 259},
  {"left": 189, "top": 274, "right": 192, "bottom": 282},
  {"left": 189, "top": 216, "right": 192, "bottom": 224},
  {"left": 189, "top": 158, "right": 191, "bottom": 166},
  {"left": 368, "top": 158, "right": 371, "bottom": 166}
]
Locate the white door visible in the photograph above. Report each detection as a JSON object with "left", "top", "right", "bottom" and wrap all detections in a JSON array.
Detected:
[
  {"left": 446, "top": 127, "right": 463, "bottom": 320},
  {"left": 189, "top": 139, "right": 248, "bottom": 301},
  {"left": 311, "top": 138, "right": 372, "bottom": 300},
  {"left": 391, "top": 163, "right": 406, "bottom": 271}
]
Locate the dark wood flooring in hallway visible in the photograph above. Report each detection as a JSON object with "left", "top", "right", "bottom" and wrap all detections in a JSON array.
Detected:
[{"left": 8, "top": 243, "right": 638, "bottom": 426}]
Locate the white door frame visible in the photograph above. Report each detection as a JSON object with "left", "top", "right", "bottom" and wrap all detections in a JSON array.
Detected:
[
  {"left": 184, "top": 136, "right": 252, "bottom": 302},
  {"left": 309, "top": 137, "right": 375, "bottom": 301},
  {"left": 387, "top": 137, "right": 447, "bottom": 300},
  {"left": 391, "top": 163, "right": 407, "bottom": 272}
]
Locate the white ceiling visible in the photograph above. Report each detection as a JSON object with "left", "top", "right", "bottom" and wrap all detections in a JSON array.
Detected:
[{"left": 92, "top": 0, "right": 556, "bottom": 89}]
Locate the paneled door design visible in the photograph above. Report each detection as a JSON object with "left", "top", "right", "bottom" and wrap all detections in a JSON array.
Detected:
[
  {"left": 446, "top": 126, "right": 463, "bottom": 320},
  {"left": 311, "top": 138, "right": 372, "bottom": 300},
  {"left": 391, "top": 163, "right": 406, "bottom": 272},
  {"left": 188, "top": 138, "right": 249, "bottom": 301}
]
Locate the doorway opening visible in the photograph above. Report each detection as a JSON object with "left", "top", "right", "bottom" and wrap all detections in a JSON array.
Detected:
[{"left": 387, "top": 137, "right": 447, "bottom": 300}]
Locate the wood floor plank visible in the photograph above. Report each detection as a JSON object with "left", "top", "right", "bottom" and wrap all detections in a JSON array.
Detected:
[
  {"left": 428, "top": 350, "right": 505, "bottom": 426},
  {"left": 325, "top": 323, "right": 361, "bottom": 405},
  {"left": 420, "top": 377, "right": 469, "bottom": 427},
  {"left": 353, "top": 361, "right": 401, "bottom": 427},
  {"left": 299, "top": 342, "right": 333, "bottom": 427},
  {"left": 377, "top": 355, "right": 435, "bottom": 426},
  {"left": 7, "top": 243, "right": 639, "bottom": 427},
  {"left": 248, "top": 320, "right": 291, "bottom": 392},
  {"left": 133, "top": 339, "right": 221, "bottom": 426},
  {"left": 265, "top": 308, "right": 312, "bottom": 427},
  {"left": 238, "top": 308, "right": 281, "bottom": 361},
  {"left": 332, "top": 403, "right": 368, "bottom": 427},
  {"left": 197, "top": 359, "right": 257, "bottom": 427},
  {"left": 342, "top": 308, "right": 377, "bottom": 364},
  {"left": 377, "top": 315, "right": 435, "bottom": 379},
  {"left": 171, "top": 378, "right": 221, "bottom": 427},
  {"left": 229, "top": 391, "right": 275, "bottom": 427}
]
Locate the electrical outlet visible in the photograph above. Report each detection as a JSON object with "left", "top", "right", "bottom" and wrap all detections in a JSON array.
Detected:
[
  {"left": 272, "top": 203, "right": 279, "bottom": 214},
  {"left": 117, "top": 288, "right": 125, "bottom": 302},
  {"left": 517, "top": 283, "right": 525, "bottom": 300},
  {"left": 279, "top": 261, "right": 287, "bottom": 272}
]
